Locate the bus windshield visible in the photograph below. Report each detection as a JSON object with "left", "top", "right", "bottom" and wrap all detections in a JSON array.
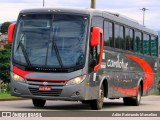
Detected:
[{"left": 13, "top": 14, "right": 89, "bottom": 69}]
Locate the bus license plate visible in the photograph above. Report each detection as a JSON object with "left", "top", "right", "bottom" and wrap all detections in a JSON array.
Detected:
[{"left": 39, "top": 86, "right": 51, "bottom": 91}]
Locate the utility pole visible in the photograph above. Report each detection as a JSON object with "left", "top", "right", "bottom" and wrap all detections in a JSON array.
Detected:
[
  {"left": 141, "top": 8, "right": 148, "bottom": 26},
  {"left": 91, "top": 0, "right": 96, "bottom": 9},
  {"left": 43, "top": 0, "right": 45, "bottom": 7}
]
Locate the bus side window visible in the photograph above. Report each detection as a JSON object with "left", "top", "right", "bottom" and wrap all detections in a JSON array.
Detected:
[
  {"left": 130, "top": 29, "right": 134, "bottom": 51},
  {"left": 134, "top": 31, "right": 143, "bottom": 53},
  {"left": 91, "top": 16, "right": 103, "bottom": 60},
  {"left": 151, "top": 36, "right": 158, "bottom": 56},
  {"left": 114, "top": 24, "right": 120, "bottom": 49},
  {"left": 120, "top": 26, "right": 124, "bottom": 49},
  {"left": 140, "top": 32, "right": 143, "bottom": 54},
  {"left": 114, "top": 24, "right": 124, "bottom": 49},
  {"left": 143, "top": 33, "right": 150, "bottom": 55},
  {"left": 125, "top": 28, "right": 130, "bottom": 50},
  {"left": 89, "top": 16, "right": 104, "bottom": 71},
  {"left": 125, "top": 28, "right": 133, "bottom": 51},
  {"left": 92, "top": 16, "right": 103, "bottom": 28},
  {"left": 104, "top": 21, "right": 113, "bottom": 47}
]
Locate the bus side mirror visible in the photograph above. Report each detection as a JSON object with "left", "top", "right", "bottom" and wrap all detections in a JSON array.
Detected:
[
  {"left": 8, "top": 23, "right": 16, "bottom": 44},
  {"left": 90, "top": 27, "right": 100, "bottom": 47}
]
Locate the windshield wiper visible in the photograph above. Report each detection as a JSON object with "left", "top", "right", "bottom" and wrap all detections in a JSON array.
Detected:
[
  {"left": 16, "top": 34, "right": 32, "bottom": 67},
  {"left": 51, "top": 40, "right": 64, "bottom": 68}
]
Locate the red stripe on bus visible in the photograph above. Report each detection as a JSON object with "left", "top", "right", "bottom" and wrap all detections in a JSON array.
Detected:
[
  {"left": 13, "top": 66, "right": 68, "bottom": 82},
  {"left": 125, "top": 54, "right": 154, "bottom": 92},
  {"left": 13, "top": 66, "right": 32, "bottom": 79},
  {"left": 113, "top": 86, "right": 139, "bottom": 96}
]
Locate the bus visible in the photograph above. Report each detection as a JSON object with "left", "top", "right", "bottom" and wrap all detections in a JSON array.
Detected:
[{"left": 8, "top": 8, "right": 158, "bottom": 110}]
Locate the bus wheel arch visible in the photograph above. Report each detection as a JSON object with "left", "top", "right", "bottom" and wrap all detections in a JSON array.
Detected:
[
  {"left": 102, "top": 78, "right": 108, "bottom": 98},
  {"left": 140, "top": 80, "right": 143, "bottom": 96}
]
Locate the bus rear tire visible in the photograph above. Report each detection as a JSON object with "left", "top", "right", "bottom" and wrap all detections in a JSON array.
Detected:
[
  {"left": 123, "top": 85, "right": 142, "bottom": 106},
  {"left": 90, "top": 85, "right": 104, "bottom": 110},
  {"left": 32, "top": 99, "right": 46, "bottom": 107}
]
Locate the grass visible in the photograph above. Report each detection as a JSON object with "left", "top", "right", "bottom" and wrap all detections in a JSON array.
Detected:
[{"left": 0, "top": 92, "right": 17, "bottom": 99}]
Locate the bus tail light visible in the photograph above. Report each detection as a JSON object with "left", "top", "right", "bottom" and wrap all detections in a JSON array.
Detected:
[{"left": 8, "top": 23, "right": 16, "bottom": 44}]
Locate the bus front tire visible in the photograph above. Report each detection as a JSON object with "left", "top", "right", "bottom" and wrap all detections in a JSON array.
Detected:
[
  {"left": 32, "top": 99, "right": 46, "bottom": 107},
  {"left": 81, "top": 100, "right": 90, "bottom": 104},
  {"left": 90, "top": 85, "right": 104, "bottom": 110},
  {"left": 123, "top": 85, "right": 142, "bottom": 106}
]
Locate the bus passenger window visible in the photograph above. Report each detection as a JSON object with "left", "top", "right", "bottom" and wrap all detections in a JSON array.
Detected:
[
  {"left": 143, "top": 34, "right": 150, "bottom": 55},
  {"left": 134, "top": 31, "right": 142, "bottom": 53},
  {"left": 120, "top": 26, "right": 124, "bottom": 49},
  {"left": 125, "top": 28, "right": 130, "bottom": 50},
  {"left": 125, "top": 28, "right": 133, "bottom": 51},
  {"left": 104, "top": 21, "right": 113, "bottom": 47},
  {"left": 115, "top": 24, "right": 123, "bottom": 49},
  {"left": 151, "top": 36, "right": 158, "bottom": 56},
  {"left": 92, "top": 16, "right": 103, "bottom": 28},
  {"left": 114, "top": 24, "right": 124, "bottom": 49},
  {"left": 130, "top": 29, "right": 134, "bottom": 51}
]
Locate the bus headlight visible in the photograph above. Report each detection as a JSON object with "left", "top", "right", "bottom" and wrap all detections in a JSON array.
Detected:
[
  {"left": 66, "top": 75, "right": 86, "bottom": 86},
  {"left": 11, "top": 72, "right": 25, "bottom": 83}
]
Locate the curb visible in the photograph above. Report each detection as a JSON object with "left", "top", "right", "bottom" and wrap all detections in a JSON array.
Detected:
[{"left": 0, "top": 98, "right": 30, "bottom": 101}]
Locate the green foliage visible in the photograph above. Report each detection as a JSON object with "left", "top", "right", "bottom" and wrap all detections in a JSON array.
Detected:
[
  {"left": 0, "top": 82, "right": 10, "bottom": 93},
  {"left": 158, "top": 69, "right": 160, "bottom": 81},
  {"left": 4, "top": 44, "right": 11, "bottom": 49},
  {"left": 0, "top": 46, "right": 11, "bottom": 83},
  {"left": 0, "top": 22, "right": 11, "bottom": 33}
]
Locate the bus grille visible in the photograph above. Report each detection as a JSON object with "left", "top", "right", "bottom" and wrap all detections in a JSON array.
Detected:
[
  {"left": 26, "top": 80, "right": 66, "bottom": 87},
  {"left": 29, "top": 87, "right": 62, "bottom": 96}
]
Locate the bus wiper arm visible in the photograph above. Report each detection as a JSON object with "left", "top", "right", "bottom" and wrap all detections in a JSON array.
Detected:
[
  {"left": 16, "top": 35, "right": 32, "bottom": 67},
  {"left": 51, "top": 40, "right": 64, "bottom": 69}
]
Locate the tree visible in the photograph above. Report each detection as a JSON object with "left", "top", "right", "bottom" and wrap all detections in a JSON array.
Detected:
[
  {"left": 0, "top": 45, "right": 11, "bottom": 83},
  {"left": 0, "top": 22, "right": 11, "bottom": 34}
]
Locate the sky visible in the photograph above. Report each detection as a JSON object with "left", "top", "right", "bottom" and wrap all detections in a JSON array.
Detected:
[{"left": 0, "top": 0, "right": 160, "bottom": 31}]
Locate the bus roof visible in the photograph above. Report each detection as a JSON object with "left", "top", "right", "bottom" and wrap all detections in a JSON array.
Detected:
[{"left": 20, "top": 8, "right": 158, "bottom": 36}]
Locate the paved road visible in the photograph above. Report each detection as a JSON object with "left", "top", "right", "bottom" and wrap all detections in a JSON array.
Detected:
[{"left": 0, "top": 95, "right": 160, "bottom": 120}]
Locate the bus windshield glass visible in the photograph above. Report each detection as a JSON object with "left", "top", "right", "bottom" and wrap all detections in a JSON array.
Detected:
[{"left": 13, "top": 14, "right": 89, "bottom": 69}]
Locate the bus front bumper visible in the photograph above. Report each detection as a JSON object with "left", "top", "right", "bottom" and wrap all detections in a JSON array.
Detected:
[{"left": 11, "top": 79, "right": 93, "bottom": 101}]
